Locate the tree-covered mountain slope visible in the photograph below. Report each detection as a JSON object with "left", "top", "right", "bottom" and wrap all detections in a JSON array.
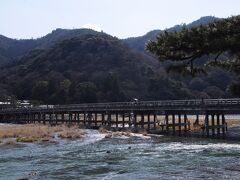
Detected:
[
  {"left": 0, "top": 33, "right": 192, "bottom": 103},
  {"left": 0, "top": 16, "right": 234, "bottom": 103},
  {"left": 0, "top": 29, "right": 108, "bottom": 66}
]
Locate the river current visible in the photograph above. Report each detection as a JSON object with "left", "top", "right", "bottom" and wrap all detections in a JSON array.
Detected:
[{"left": 0, "top": 129, "right": 240, "bottom": 180}]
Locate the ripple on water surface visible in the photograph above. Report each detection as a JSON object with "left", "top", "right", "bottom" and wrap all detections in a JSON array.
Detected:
[{"left": 0, "top": 130, "right": 240, "bottom": 179}]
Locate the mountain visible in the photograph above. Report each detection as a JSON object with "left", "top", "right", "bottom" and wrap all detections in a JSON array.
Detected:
[
  {"left": 0, "top": 35, "right": 36, "bottom": 65},
  {"left": 0, "top": 16, "right": 219, "bottom": 66},
  {"left": 0, "top": 16, "right": 234, "bottom": 103},
  {"left": 0, "top": 29, "right": 108, "bottom": 66},
  {"left": 186, "top": 16, "right": 219, "bottom": 28},
  {"left": 124, "top": 16, "right": 220, "bottom": 53},
  {"left": 0, "top": 32, "right": 192, "bottom": 104},
  {"left": 123, "top": 30, "right": 160, "bottom": 52}
]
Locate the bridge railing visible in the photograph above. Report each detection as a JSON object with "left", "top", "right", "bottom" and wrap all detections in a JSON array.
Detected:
[
  {"left": 1, "top": 98, "right": 240, "bottom": 113},
  {"left": 50, "top": 98, "right": 240, "bottom": 109}
]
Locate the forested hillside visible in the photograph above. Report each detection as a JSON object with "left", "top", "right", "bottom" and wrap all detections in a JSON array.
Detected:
[
  {"left": 0, "top": 33, "right": 193, "bottom": 104},
  {"left": 0, "top": 29, "right": 107, "bottom": 66},
  {"left": 0, "top": 16, "right": 236, "bottom": 104}
]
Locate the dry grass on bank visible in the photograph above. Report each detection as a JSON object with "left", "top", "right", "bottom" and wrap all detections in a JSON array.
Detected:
[
  {"left": 226, "top": 119, "right": 240, "bottom": 126},
  {"left": 0, "top": 124, "right": 85, "bottom": 142}
]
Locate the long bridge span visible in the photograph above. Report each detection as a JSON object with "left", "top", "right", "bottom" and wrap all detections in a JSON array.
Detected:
[{"left": 1, "top": 98, "right": 240, "bottom": 137}]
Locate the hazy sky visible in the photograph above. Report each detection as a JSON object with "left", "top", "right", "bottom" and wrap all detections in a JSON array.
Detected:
[{"left": 1, "top": 0, "right": 240, "bottom": 39}]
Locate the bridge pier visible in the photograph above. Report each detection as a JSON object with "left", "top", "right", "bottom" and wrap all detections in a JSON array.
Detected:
[
  {"left": 77, "top": 113, "right": 80, "bottom": 124},
  {"left": 165, "top": 114, "right": 169, "bottom": 133},
  {"left": 141, "top": 114, "right": 144, "bottom": 129},
  {"left": 106, "top": 113, "right": 111, "bottom": 127},
  {"left": 122, "top": 113, "right": 125, "bottom": 128},
  {"left": 172, "top": 115, "right": 176, "bottom": 135},
  {"left": 211, "top": 114, "right": 215, "bottom": 136},
  {"left": 43, "top": 114, "right": 46, "bottom": 124},
  {"left": 178, "top": 114, "right": 181, "bottom": 136},
  {"left": 217, "top": 114, "right": 220, "bottom": 135},
  {"left": 222, "top": 114, "right": 226, "bottom": 135},
  {"left": 83, "top": 112, "right": 86, "bottom": 125},
  {"left": 101, "top": 113, "right": 104, "bottom": 125},
  {"left": 147, "top": 113, "right": 150, "bottom": 132},
  {"left": 115, "top": 113, "right": 118, "bottom": 128},
  {"left": 164, "top": 111, "right": 190, "bottom": 135},
  {"left": 153, "top": 113, "right": 157, "bottom": 130},
  {"left": 49, "top": 113, "right": 53, "bottom": 125},
  {"left": 203, "top": 111, "right": 227, "bottom": 137},
  {"left": 128, "top": 113, "right": 131, "bottom": 127},
  {"left": 87, "top": 113, "right": 93, "bottom": 127}
]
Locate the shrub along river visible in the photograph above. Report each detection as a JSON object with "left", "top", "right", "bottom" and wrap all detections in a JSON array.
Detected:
[{"left": 0, "top": 128, "right": 240, "bottom": 179}]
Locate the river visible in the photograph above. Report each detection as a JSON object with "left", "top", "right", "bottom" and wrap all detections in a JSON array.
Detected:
[{"left": 0, "top": 129, "right": 240, "bottom": 179}]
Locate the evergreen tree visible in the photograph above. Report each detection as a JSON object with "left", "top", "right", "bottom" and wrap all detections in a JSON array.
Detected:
[{"left": 146, "top": 15, "right": 240, "bottom": 95}]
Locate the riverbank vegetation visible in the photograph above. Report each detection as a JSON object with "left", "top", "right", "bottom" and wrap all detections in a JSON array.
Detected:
[{"left": 0, "top": 124, "right": 85, "bottom": 143}]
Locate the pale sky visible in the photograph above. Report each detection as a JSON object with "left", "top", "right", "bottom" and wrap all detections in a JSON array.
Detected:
[{"left": 1, "top": 0, "right": 240, "bottom": 39}]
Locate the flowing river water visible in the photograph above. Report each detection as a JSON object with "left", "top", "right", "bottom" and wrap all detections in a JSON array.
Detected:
[{"left": 0, "top": 128, "right": 240, "bottom": 179}]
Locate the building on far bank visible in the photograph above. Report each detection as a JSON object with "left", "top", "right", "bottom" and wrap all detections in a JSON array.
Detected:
[
  {"left": 0, "top": 100, "right": 33, "bottom": 109},
  {"left": 0, "top": 101, "right": 11, "bottom": 109}
]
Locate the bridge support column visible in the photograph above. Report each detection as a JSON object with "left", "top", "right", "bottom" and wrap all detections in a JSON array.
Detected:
[
  {"left": 55, "top": 114, "right": 58, "bottom": 125},
  {"left": 43, "top": 114, "right": 46, "bottom": 124},
  {"left": 217, "top": 114, "right": 220, "bottom": 136},
  {"left": 165, "top": 114, "right": 169, "bottom": 133},
  {"left": 134, "top": 113, "right": 137, "bottom": 128},
  {"left": 31, "top": 114, "right": 34, "bottom": 123},
  {"left": 116, "top": 113, "right": 118, "bottom": 128},
  {"left": 32, "top": 113, "right": 35, "bottom": 123},
  {"left": 128, "top": 113, "right": 131, "bottom": 127},
  {"left": 195, "top": 114, "right": 199, "bottom": 125},
  {"left": 87, "top": 113, "right": 93, "bottom": 127},
  {"left": 147, "top": 113, "right": 150, "bottom": 132},
  {"left": 101, "top": 113, "right": 105, "bottom": 125},
  {"left": 172, "top": 115, "right": 176, "bottom": 135},
  {"left": 95, "top": 113, "right": 98, "bottom": 127},
  {"left": 28, "top": 113, "right": 31, "bottom": 124},
  {"left": 178, "top": 114, "right": 182, "bottom": 136},
  {"left": 205, "top": 114, "right": 210, "bottom": 137},
  {"left": 211, "top": 115, "right": 215, "bottom": 136},
  {"left": 153, "top": 113, "right": 157, "bottom": 130},
  {"left": 49, "top": 113, "right": 52, "bottom": 125},
  {"left": 184, "top": 114, "right": 188, "bottom": 133},
  {"left": 61, "top": 113, "right": 64, "bottom": 124},
  {"left": 68, "top": 113, "right": 72, "bottom": 125},
  {"left": 34, "top": 113, "right": 37, "bottom": 123},
  {"left": 122, "top": 113, "right": 125, "bottom": 128},
  {"left": 83, "top": 113, "right": 86, "bottom": 125},
  {"left": 222, "top": 114, "right": 226, "bottom": 135},
  {"left": 107, "top": 113, "right": 111, "bottom": 127},
  {"left": 77, "top": 113, "right": 80, "bottom": 124},
  {"left": 141, "top": 114, "right": 144, "bottom": 129},
  {"left": 37, "top": 113, "right": 40, "bottom": 123},
  {"left": 74, "top": 113, "right": 77, "bottom": 123}
]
